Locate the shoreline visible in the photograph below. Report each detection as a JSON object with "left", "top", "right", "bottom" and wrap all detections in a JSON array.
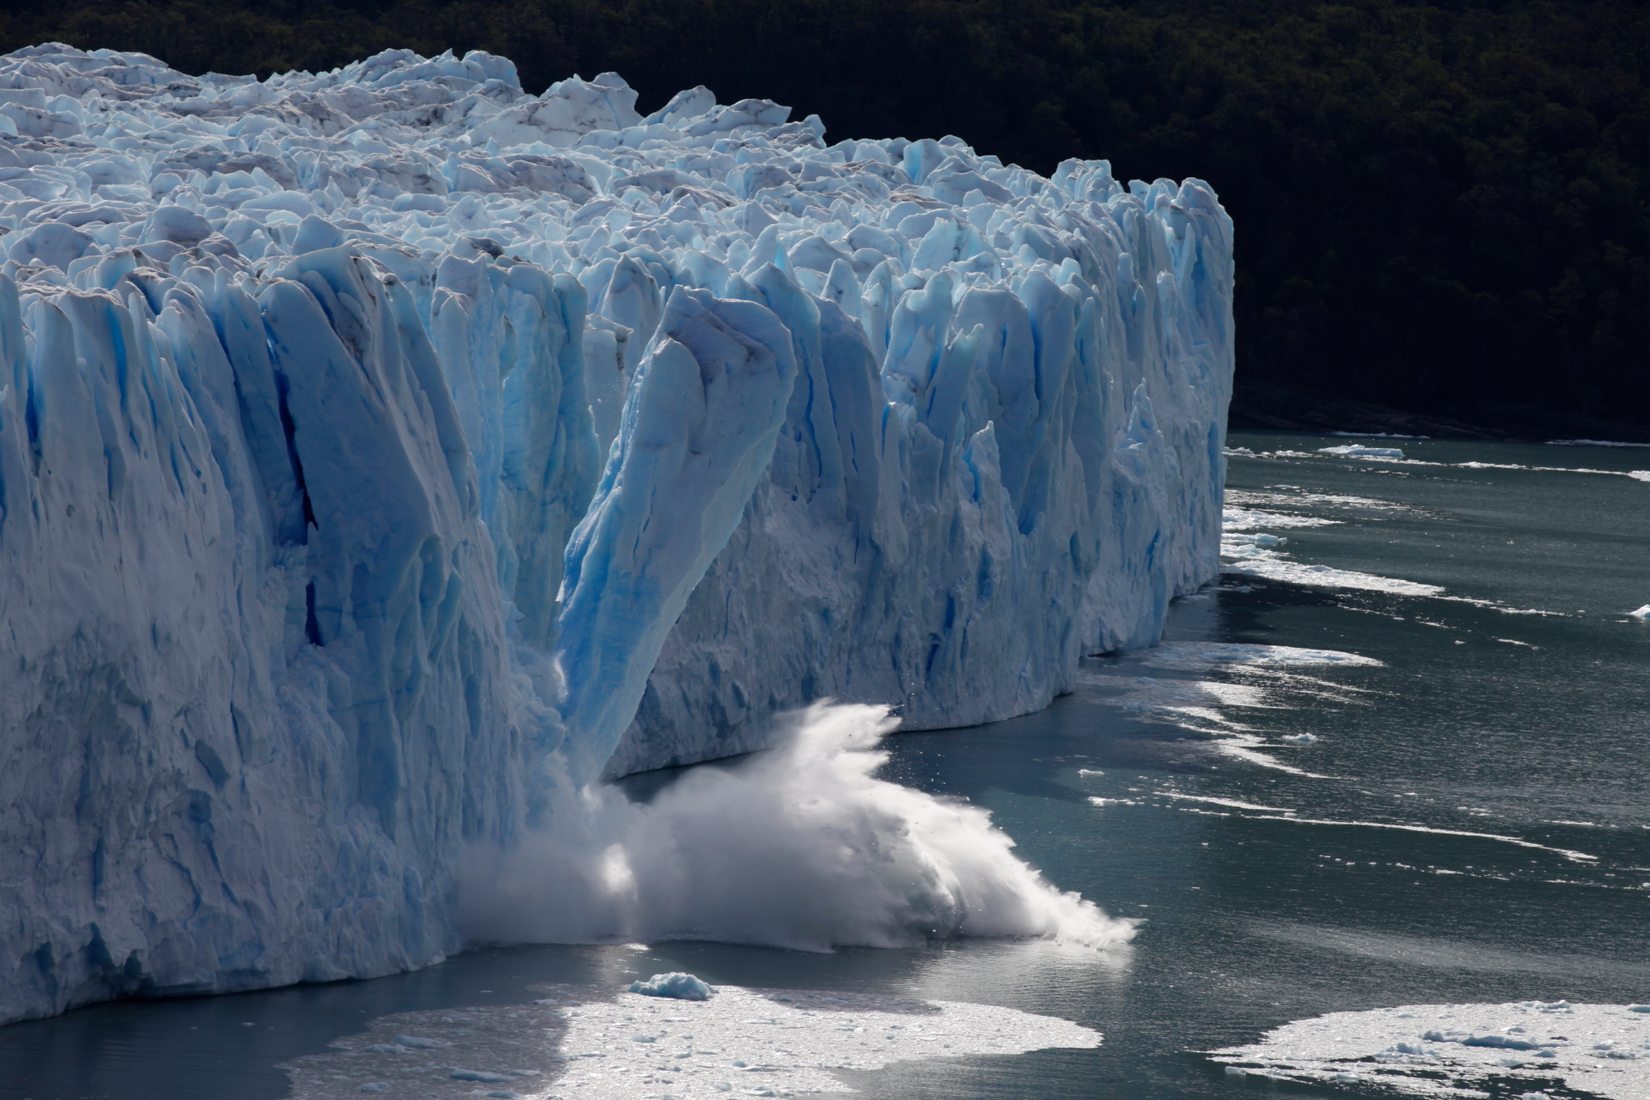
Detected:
[{"left": 1229, "top": 381, "right": 1650, "bottom": 446}]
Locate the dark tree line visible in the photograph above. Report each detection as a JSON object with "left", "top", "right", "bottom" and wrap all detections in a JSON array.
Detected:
[{"left": 3, "top": 1, "right": 1647, "bottom": 435}]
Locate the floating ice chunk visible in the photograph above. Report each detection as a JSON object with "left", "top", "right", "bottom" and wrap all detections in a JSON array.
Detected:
[
  {"left": 1425, "top": 1029, "right": 1542, "bottom": 1050},
  {"left": 393, "top": 1035, "right": 444, "bottom": 1050},
  {"left": 628, "top": 972, "right": 715, "bottom": 1001},
  {"left": 1226, "top": 552, "right": 1446, "bottom": 597},
  {"left": 1546, "top": 438, "right": 1650, "bottom": 448},
  {"left": 1630, "top": 605, "right": 1650, "bottom": 620},
  {"left": 1127, "top": 642, "right": 1383, "bottom": 670},
  {"left": 1222, "top": 505, "right": 1340, "bottom": 530},
  {"left": 1212, "top": 1002, "right": 1650, "bottom": 1100},
  {"left": 1318, "top": 444, "right": 1405, "bottom": 458}
]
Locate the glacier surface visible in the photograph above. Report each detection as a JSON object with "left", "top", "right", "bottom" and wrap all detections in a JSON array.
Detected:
[{"left": 0, "top": 43, "right": 1232, "bottom": 1023}]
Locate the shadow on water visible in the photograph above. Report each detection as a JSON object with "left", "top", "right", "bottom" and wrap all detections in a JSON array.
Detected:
[{"left": 0, "top": 946, "right": 623, "bottom": 1100}]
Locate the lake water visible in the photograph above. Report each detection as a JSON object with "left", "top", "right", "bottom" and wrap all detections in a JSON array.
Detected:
[{"left": 4, "top": 431, "right": 1648, "bottom": 1099}]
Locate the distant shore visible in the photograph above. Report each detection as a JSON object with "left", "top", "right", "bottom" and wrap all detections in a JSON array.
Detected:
[{"left": 1229, "top": 380, "right": 1650, "bottom": 446}]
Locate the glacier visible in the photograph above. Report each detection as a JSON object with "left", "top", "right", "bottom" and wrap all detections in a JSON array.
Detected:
[{"left": 0, "top": 43, "right": 1232, "bottom": 1023}]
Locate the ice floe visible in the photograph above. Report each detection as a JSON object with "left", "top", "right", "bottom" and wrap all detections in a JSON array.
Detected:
[
  {"left": 285, "top": 983, "right": 1102, "bottom": 1098},
  {"left": 1212, "top": 1001, "right": 1650, "bottom": 1099}
]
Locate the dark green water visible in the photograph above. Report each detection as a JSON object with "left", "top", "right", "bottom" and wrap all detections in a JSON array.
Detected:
[{"left": 3, "top": 431, "right": 1647, "bottom": 1098}]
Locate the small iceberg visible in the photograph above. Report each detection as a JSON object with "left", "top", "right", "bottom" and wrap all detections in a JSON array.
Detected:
[
  {"left": 1629, "top": 605, "right": 1650, "bottom": 620},
  {"left": 628, "top": 972, "right": 715, "bottom": 1001},
  {"left": 1318, "top": 444, "right": 1405, "bottom": 459}
]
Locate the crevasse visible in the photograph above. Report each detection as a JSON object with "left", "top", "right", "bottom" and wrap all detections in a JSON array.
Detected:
[{"left": 0, "top": 44, "right": 1233, "bottom": 1023}]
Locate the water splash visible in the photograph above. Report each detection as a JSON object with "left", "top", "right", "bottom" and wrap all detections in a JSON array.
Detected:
[{"left": 459, "top": 702, "right": 1130, "bottom": 952}]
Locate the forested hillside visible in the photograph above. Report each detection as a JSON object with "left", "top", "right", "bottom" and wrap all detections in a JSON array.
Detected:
[{"left": 3, "top": 1, "right": 1646, "bottom": 436}]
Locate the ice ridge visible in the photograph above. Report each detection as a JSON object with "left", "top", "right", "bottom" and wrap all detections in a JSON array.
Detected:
[{"left": 0, "top": 44, "right": 1232, "bottom": 1022}]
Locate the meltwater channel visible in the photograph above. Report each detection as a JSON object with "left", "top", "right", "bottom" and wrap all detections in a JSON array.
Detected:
[{"left": 3, "top": 429, "right": 1647, "bottom": 1098}]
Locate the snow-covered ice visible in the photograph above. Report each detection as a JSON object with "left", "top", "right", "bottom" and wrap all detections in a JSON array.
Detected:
[
  {"left": 0, "top": 43, "right": 1231, "bottom": 1022},
  {"left": 1211, "top": 1001, "right": 1650, "bottom": 1099}
]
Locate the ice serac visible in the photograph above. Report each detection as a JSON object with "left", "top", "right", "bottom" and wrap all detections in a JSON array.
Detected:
[
  {"left": 557, "top": 287, "right": 799, "bottom": 779},
  {"left": 0, "top": 44, "right": 1233, "bottom": 1023}
]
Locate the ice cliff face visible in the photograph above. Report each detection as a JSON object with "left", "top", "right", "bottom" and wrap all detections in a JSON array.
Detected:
[{"left": 0, "top": 44, "right": 1232, "bottom": 1022}]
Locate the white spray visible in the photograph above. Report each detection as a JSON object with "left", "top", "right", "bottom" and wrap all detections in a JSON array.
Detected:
[{"left": 459, "top": 702, "right": 1132, "bottom": 952}]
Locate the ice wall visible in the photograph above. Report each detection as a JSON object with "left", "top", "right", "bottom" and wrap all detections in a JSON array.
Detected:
[{"left": 0, "top": 44, "right": 1232, "bottom": 1022}]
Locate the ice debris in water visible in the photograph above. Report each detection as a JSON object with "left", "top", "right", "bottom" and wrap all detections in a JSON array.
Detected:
[
  {"left": 284, "top": 984, "right": 1103, "bottom": 1099},
  {"left": 627, "top": 972, "right": 714, "bottom": 1001},
  {"left": 0, "top": 43, "right": 1231, "bottom": 1023},
  {"left": 1318, "top": 444, "right": 1405, "bottom": 459},
  {"left": 1212, "top": 1001, "right": 1650, "bottom": 1100},
  {"left": 1630, "top": 605, "right": 1650, "bottom": 620}
]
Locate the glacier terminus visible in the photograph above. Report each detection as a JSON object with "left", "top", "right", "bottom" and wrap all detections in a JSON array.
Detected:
[{"left": 0, "top": 44, "right": 1232, "bottom": 1024}]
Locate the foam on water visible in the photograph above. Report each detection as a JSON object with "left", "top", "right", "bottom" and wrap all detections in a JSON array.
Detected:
[
  {"left": 1223, "top": 486, "right": 1420, "bottom": 515},
  {"left": 1222, "top": 495, "right": 1565, "bottom": 614},
  {"left": 1082, "top": 640, "right": 1380, "bottom": 776},
  {"left": 1158, "top": 792, "right": 1294, "bottom": 814},
  {"left": 1221, "top": 505, "right": 1340, "bottom": 530},
  {"left": 1241, "top": 815, "right": 1599, "bottom": 864}
]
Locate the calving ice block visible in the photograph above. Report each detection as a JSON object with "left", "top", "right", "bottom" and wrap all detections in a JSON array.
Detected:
[{"left": 0, "top": 43, "right": 1233, "bottom": 1022}]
